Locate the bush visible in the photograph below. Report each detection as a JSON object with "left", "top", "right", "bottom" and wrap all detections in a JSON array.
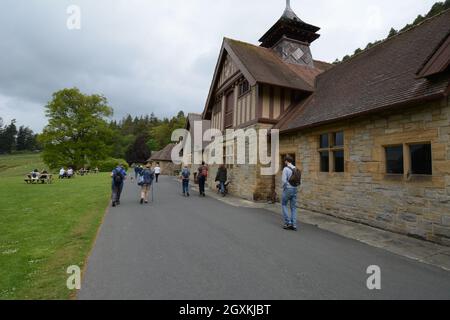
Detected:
[{"left": 94, "top": 158, "right": 129, "bottom": 172}]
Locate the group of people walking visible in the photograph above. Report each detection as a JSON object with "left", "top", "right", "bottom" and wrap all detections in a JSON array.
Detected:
[
  {"left": 179, "top": 162, "right": 228, "bottom": 198},
  {"left": 111, "top": 163, "right": 161, "bottom": 207},
  {"left": 110, "top": 155, "right": 301, "bottom": 232}
]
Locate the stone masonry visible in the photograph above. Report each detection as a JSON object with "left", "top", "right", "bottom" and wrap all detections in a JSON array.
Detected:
[{"left": 277, "top": 97, "right": 450, "bottom": 245}]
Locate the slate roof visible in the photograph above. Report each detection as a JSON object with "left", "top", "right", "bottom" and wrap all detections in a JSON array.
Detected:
[
  {"left": 225, "top": 38, "right": 330, "bottom": 92},
  {"left": 276, "top": 9, "right": 450, "bottom": 132},
  {"left": 150, "top": 143, "right": 175, "bottom": 162}
]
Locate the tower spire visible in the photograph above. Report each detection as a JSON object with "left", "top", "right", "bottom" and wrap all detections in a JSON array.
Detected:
[{"left": 282, "top": 0, "right": 301, "bottom": 21}]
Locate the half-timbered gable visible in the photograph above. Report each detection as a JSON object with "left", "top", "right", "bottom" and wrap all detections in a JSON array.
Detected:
[{"left": 203, "top": 38, "right": 330, "bottom": 132}]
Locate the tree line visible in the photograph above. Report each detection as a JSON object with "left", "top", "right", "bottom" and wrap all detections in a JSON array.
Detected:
[
  {"left": 333, "top": 0, "right": 450, "bottom": 64},
  {"left": 37, "top": 88, "right": 186, "bottom": 170},
  {"left": 0, "top": 118, "right": 40, "bottom": 154}
]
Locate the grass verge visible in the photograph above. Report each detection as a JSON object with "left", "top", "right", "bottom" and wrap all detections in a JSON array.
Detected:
[{"left": 0, "top": 153, "right": 111, "bottom": 299}]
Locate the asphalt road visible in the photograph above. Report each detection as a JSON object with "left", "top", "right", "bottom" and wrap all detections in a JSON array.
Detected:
[{"left": 79, "top": 176, "right": 450, "bottom": 300}]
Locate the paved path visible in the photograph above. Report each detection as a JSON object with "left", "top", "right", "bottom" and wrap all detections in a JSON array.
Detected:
[{"left": 79, "top": 176, "right": 450, "bottom": 300}]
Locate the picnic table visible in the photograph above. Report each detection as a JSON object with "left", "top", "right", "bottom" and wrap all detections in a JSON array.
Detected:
[{"left": 24, "top": 174, "right": 53, "bottom": 184}]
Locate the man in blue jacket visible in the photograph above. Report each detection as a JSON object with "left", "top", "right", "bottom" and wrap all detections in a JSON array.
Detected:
[{"left": 112, "top": 164, "right": 127, "bottom": 207}]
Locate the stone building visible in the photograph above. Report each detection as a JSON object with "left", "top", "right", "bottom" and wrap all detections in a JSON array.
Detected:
[
  {"left": 200, "top": 2, "right": 450, "bottom": 244},
  {"left": 201, "top": 1, "right": 332, "bottom": 200},
  {"left": 149, "top": 143, "right": 179, "bottom": 176}
]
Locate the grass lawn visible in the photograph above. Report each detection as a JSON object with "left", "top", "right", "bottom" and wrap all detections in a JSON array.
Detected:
[{"left": 0, "top": 153, "right": 111, "bottom": 299}]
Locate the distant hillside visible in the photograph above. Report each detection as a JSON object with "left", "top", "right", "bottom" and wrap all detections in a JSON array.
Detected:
[
  {"left": 334, "top": 0, "right": 450, "bottom": 64},
  {"left": 0, "top": 153, "right": 47, "bottom": 178}
]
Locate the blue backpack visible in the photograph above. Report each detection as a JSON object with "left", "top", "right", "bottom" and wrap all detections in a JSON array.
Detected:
[
  {"left": 141, "top": 169, "right": 154, "bottom": 185},
  {"left": 181, "top": 168, "right": 190, "bottom": 179},
  {"left": 113, "top": 168, "right": 124, "bottom": 185}
]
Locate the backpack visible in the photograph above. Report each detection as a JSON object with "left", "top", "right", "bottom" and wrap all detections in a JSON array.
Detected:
[
  {"left": 113, "top": 169, "right": 124, "bottom": 185},
  {"left": 142, "top": 169, "right": 154, "bottom": 185},
  {"left": 200, "top": 166, "right": 208, "bottom": 178},
  {"left": 288, "top": 167, "right": 302, "bottom": 187},
  {"left": 181, "top": 169, "right": 190, "bottom": 179}
]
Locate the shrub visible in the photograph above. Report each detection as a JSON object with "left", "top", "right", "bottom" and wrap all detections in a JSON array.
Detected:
[{"left": 94, "top": 158, "right": 129, "bottom": 172}]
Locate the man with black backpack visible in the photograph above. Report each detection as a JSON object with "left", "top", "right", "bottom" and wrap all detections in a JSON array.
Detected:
[
  {"left": 281, "top": 155, "right": 302, "bottom": 231},
  {"left": 111, "top": 164, "right": 127, "bottom": 207}
]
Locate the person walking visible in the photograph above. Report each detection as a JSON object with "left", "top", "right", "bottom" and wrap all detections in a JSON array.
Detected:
[
  {"left": 197, "top": 161, "right": 208, "bottom": 197},
  {"left": 215, "top": 164, "right": 227, "bottom": 196},
  {"left": 139, "top": 163, "right": 155, "bottom": 204},
  {"left": 180, "top": 165, "right": 191, "bottom": 197},
  {"left": 111, "top": 164, "right": 127, "bottom": 207},
  {"left": 281, "top": 155, "right": 302, "bottom": 231},
  {"left": 134, "top": 164, "right": 141, "bottom": 181},
  {"left": 154, "top": 163, "right": 161, "bottom": 183}
]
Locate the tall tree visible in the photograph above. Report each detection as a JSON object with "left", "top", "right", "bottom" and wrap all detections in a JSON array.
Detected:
[
  {"left": 39, "top": 88, "right": 114, "bottom": 169},
  {"left": 16, "top": 126, "right": 37, "bottom": 151},
  {"left": 0, "top": 119, "right": 17, "bottom": 154},
  {"left": 125, "top": 134, "right": 151, "bottom": 164}
]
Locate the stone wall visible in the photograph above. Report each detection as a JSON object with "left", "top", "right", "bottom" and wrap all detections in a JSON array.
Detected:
[
  {"left": 278, "top": 98, "right": 450, "bottom": 245},
  {"left": 204, "top": 123, "right": 275, "bottom": 201},
  {"left": 159, "top": 161, "right": 180, "bottom": 176}
]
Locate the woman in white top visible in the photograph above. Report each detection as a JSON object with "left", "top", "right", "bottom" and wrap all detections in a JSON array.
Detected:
[{"left": 154, "top": 163, "right": 161, "bottom": 183}]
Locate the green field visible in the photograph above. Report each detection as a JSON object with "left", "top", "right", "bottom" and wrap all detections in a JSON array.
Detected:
[{"left": 0, "top": 153, "right": 111, "bottom": 299}]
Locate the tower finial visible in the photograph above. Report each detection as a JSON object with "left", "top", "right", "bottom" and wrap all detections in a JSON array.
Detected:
[
  {"left": 282, "top": 0, "right": 301, "bottom": 21},
  {"left": 286, "top": 0, "right": 292, "bottom": 11}
]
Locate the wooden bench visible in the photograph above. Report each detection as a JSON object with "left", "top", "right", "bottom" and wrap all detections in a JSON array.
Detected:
[{"left": 24, "top": 174, "right": 53, "bottom": 184}]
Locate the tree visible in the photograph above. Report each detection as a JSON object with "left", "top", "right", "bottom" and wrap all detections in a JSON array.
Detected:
[
  {"left": 125, "top": 134, "right": 151, "bottom": 164},
  {"left": 334, "top": 1, "right": 450, "bottom": 63},
  {"left": 39, "top": 88, "right": 114, "bottom": 169},
  {"left": 16, "top": 126, "right": 37, "bottom": 151},
  {"left": 388, "top": 28, "right": 398, "bottom": 38},
  {"left": 0, "top": 119, "right": 17, "bottom": 154}
]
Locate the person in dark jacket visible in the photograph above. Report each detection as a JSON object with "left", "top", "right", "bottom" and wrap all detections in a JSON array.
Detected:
[
  {"left": 215, "top": 164, "right": 227, "bottom": 196},
  {"left": 197, "top": 161, "right": 208, "bottom": 197}
]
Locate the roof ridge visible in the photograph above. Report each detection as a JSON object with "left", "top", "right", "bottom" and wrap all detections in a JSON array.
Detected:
[
  {"left": 333, "top": 8, "right": 450, "bottom": 69},
  {"left": 224, "top": 37, "right": 268, "bottom": 51}
]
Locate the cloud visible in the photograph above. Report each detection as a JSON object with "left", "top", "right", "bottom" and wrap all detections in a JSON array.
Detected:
[{"left": 0, "top": 0, "right": 437, "bottom": 132}]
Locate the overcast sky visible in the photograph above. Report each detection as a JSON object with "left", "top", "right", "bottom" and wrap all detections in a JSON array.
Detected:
[{"left": 0, "top": 0, "right": 438, "bottom": 132}]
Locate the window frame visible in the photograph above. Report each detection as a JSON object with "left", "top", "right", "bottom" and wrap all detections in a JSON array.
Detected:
[
  {"left": 384, "top": 145, "right": 404, "bottom": 175},
  {"left": 318, "top": 131, "right": 345, "bottom": 173},
  {"left": 382, "top": 142, "right": 433, "bottom": 178},
  {"left": 408, "top": 142, "right": 433, "bottom": 176},
  {"left": 239, "top": 80, "right": 250, "bottom": 97}
]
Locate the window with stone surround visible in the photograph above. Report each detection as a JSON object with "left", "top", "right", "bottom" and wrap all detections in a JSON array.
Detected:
[
  {"left": 385, "top": 145, "right": 404, "bottom": 174},
  {"left": 410, "top": 143, "right": 432, "bottom": 175},
  {"left": 318, "top": 132, "right": 345, "bottom": 173},
  {"left": 383, "top": 143, "right": 432, "bottom": 176}
]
